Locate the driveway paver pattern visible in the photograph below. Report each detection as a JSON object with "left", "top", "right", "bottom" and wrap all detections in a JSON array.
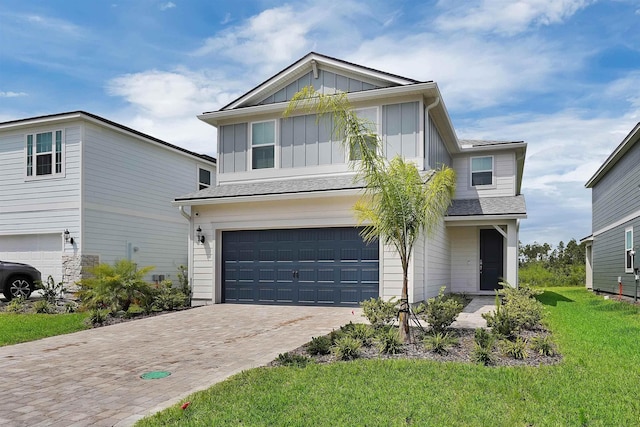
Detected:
[{"left": 0, "top": 304, "right": 361, "bottom": 426}]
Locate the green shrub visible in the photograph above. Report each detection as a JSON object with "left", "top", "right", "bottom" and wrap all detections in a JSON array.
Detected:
[
  {"left": 306, "top": 335, "right": 332, "bottom": 355},
  {"left": 153, "top": 280, "right": 188, "bottom": 311},
  {"left": 64, "top": 301, "right": 78, "bottom": 313},
  {"left": 86, "top": 308, "right": 110, "bottom": 326},
  {"left": 5, "top": 297, "right": 27, "bottom": 313},
  {"left": 472, "top": 343, "right": 496, "bottom": 366},
  {"left": 376, "top": 328, "right": 404, "bottom": 355},
  {"left": 501, "top": 337, "right": 529, "bottom": 359},
  {"left": 417, "top": 287, "right": 463, "bottom": 333},
  {"left": 328, "top": 328, "right": 345, "bottom": 344},
  {"left": 474, "top": 328, "right": 494, "bottom": 349},
  {"left": 347, "top": 323, "right": 375, "bottom": 346},
  {"left": 482, "top": 303, "right": 519, "bottom": 339},
  {"left": 36, "top": 275, "right": 66, "bottom": 304},
  {"left": 32, "top": 300, "right": 56, "bottom": 314},
  {"left": 76, "top": 259, "right": 155, "bottom": 313},
  {"left": 275, "top": 352, "right": 313, "bottom": 367},
  {"left": 423, "top": 332, "right": 458, "bottom": 354},
  {"left": 332, "top": 336, "right": 362, "bottom": 360},
  {"left": 530, "top": 335, "right": 557, "bottom": 356},
  {"left": 360, "top": 297, "right": 398, "bottom": 328},
  {"left": 483, "top": 284, "right": 545, "bottom": 337}
]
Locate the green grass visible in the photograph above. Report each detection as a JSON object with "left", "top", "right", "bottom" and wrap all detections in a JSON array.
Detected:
[
  {"left": 138, "top": 288, "right": 640, "bottom": 426},
  {"left": 0, "top": 312, "right": 89, "bottom": 346}
]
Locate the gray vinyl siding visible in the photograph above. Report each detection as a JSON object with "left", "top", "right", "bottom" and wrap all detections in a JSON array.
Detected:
[
  {"left": 592, "top": 141, "right": 640, "bottom": 231},
  {"left": 258, "top": 70, "right": 382, "bottom": 106},
  {"left": 592, "top": 222, "right": 639, "bottom": 297},
  {"left": 280, "top": 114, "right": 343, "bottom": 168},
  {"left": 382, "top": 102, "right": 419, "bottom": 159},
  {"left": 0, "top": 124, "right": 81, "bottom": 236},
  {"left": 220, "top": 124, "right": 247, "bottom": 173},
  {"left": 426, "top": 115, "right": 451, "bottom": 169}
]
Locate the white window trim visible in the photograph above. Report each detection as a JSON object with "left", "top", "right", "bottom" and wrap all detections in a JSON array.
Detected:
[
  {"left": 24, "top": 129, "right": 66, "bottom": 181},
  {"left": 470, "top": 155, "right": 494, "bottom": 188},
  {"left": 197, "top": 166, "right": 212, "bottom": 190},
  {"left": 249, "top": 119, "right": 277, "bottom": 170},
  {"left": 348, "top": 106, "right": 380, "bottom": 162},
  {"left": 625, "top": 226, "right": 634, "bottom": 273}
]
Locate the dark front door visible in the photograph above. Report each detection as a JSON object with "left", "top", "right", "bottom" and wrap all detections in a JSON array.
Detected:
[
  {"left": 480, "top": 228, "right": 504, "bottom": 291},
  {"left": 222, "top": 227, "right": 379, "bottom": 306}
]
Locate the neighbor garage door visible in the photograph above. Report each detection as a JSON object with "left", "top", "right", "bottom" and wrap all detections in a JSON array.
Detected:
[
  {"left": 0, "top": 234, "right": 63, "bottom": 282},
  {"left": 222, "top": 227, "right": 379, "bottom": 306}
]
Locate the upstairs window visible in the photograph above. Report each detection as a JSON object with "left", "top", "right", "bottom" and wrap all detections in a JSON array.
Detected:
[
  {"left": 349, "top": 107, "right": 378, "bottom": 161},
  {"left": 251, "top": 121, "right": 275, "bottom": 169},
  {"left": 26, "top": 130, "right": 64, "bottom": 178},
  {"left": 471, "top": 156, "right": 493, "bottom": 186},
  {"left": 625, "top": 227, "right": 634, "bottom": 273},
  {"left": 198, "top": 168, "right": 211, "bottom": 190}
]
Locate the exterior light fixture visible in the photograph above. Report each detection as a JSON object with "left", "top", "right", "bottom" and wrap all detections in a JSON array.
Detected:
[
  {"left": 64, "top": 229, "right": 74, "bottom": 245},
  {"left": 196, "top": 226, "right": 205, "bottom": 244}
]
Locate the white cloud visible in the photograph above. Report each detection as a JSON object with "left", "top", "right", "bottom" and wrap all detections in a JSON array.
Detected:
[
  {"left": 435, "top": 0, "right": 594, "bottom": 35},
  {"left": 0, "top": 91, "right": 27, "bottom": 98},
  {"left": 24, "top": 13, "right": 83, "bottom": 36},
  {"left": 159, "top": 2, "right": 176, "bottom": 11}
]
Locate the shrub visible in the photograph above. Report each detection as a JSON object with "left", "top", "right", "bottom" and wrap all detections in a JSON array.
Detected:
[
  {"left": 86, "top": 308, "right": 110, "bottom": 326},
  {"left": 376, "top": 328, "right": 404, "bottom": 355},
  {"left": 474, "top": 328, "right": 494, "bottom": 349},
  {"left": 417, "top": 287, "right": 463, "bottom": 333},
  {"left": 530, "top": 335, "right": 557, "bottom": 356},
  {"left": 483, "top": 284, "right": 545, "bottom": 337},
  {"left": 472, "top": 343, "right": 496, "bottom": 366},
  {"left": 332, "top": 336, "right": 362, "bottom": 360},
  {"left": 153, "top": 280, "right": 188, "bottom": 311},
  {"left": 501, "top": 337, "right": 529, "bottom": 359},
  {"left": 360, "top": 297, "right": 398, "bottom": 328},
  {"left": 275, "top": 352, "right": 312, "bottom": 367},
  {"left": 5, "top": 297, "right": 27, "bottom": 313},
  {"left": 36, "top": 275, "right": 66, "bottom": 304},
  {"left": 347, "top": 323, "right": 375, "bottom": 346},
  {"left": 423, "top": 332, "right": 458, "bottom": 354},
  {"left": 32, "top": 300, "right": 56, "bottom": 314},
  {"left": 482, "top": 302, "right": 519, "bottom": 339},
  {"left": 306, "top": 335, "right": 332, "bottom": 355},
  {"left": 64, "top": 301, "right": 78, "bottom": 313},
  {"left": 177, "top": 265, "right": 191, "bottom": 306},
  {"left": 328, "top": 328, "right": 345, "bottom": 344},
  {"left": 76, "top": 259, "right": 155, "bottom": 313}
]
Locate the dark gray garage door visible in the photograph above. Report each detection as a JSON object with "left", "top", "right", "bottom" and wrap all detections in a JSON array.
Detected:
[{"left": 222, "top": 227, "right": 379, "bottom": 306}]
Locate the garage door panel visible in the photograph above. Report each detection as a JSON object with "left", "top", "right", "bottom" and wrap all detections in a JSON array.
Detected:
[
  {"left": 0, "top": 234, "right": 62, "bottom": 282},
  {"left": 222, "top": 227, "right": 378, "bottom": 306}
]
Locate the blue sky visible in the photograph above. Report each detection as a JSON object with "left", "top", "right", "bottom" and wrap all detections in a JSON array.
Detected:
[{"left": 2, "top": 0, "right": 640, "bottom": 245}]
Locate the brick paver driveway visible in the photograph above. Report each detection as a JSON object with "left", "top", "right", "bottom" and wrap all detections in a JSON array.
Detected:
[{"left": 0, "top": 304, "right": 360, "bottom": 426}]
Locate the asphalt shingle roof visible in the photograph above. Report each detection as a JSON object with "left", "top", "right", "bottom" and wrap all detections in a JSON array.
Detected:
[{"left": 447, "top": 195, "right": 527, "bottom": 217}]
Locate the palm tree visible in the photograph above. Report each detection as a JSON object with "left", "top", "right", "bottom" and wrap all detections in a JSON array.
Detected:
[{"left": 285, "top": 87, "right": 456, "bottom": 342}]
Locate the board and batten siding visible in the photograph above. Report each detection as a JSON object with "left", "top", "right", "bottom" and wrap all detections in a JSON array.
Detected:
[
  {"left": 592, "top": 222, "right": 639, "bottom": 296},
  {"left": 219, "top": 123, "right": 248, "bottom": 174},
  {"left": 452, "top": 151, "right": 516, "bottom": 199},
  {"left": 0, "top": 123, "right": 82, "bottom": 236},
  {"left": 280, "top": 114, "right": 344, "bottom": 168},
  {"left": 426, "top": 115, "right": 451, "bottom": 169},
  {"left": 82, "top": 123, "right": 205, "bottom": 277},
  {"left": 592, "top": 141, "right": 640, "bottom": 232},
  {"left": 382, "top": 102, "right": 419, "bottom": 159}
]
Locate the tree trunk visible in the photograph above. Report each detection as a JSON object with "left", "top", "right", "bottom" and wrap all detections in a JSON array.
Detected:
[{"left": 399, "top": 271, "right": 410, "bottom": 343}]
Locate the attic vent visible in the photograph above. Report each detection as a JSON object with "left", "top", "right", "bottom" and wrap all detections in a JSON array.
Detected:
[{"left": 311, "top": 60, "right": 318, "bottom": 79}]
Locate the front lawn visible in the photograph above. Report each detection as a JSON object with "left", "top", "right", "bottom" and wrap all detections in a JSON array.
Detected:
[
  {"left": 0, "top": 312, "right": 89, "bottom": 346},
  {"left": 138, "top": 288, "right": 640, "bottom": 426}
]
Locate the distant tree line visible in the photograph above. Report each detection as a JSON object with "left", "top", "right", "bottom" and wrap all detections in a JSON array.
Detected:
[{"left": 519, "top": 238, "right": 586, "bottom": 287}]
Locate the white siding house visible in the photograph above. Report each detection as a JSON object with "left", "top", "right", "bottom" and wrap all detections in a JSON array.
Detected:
[
  {"left": 174, "top": 52, "right": 527, "bottom": 306},
  {"left": 0, "top": 112, "right": 216, "bottom": 290}
]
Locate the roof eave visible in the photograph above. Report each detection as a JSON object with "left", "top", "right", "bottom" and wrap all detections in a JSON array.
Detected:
[
  {"left": 445, "top": 213, "right": 528, "bottom": 222},
  {"left": 172, "top": 188, "right": 363, "bottom": 207},
  {"left": 586, "top": 122, "right": 640, "bottom": 188}
]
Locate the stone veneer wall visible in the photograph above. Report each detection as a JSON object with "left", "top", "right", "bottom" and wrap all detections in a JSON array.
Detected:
[{"left": 62, "top": 254, "right": 100, "bottom": 292}]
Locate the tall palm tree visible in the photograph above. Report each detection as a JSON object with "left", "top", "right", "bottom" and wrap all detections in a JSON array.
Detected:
[{"left": 285, "top": 87, "right": 456, "bottom": 342}]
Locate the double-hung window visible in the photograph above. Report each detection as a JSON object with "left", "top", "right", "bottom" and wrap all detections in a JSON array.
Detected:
[
  {"left": 349, "top": 107, "right": 378, "bottom": 161},
  {"left": 26, "top": 130, "right": 64, "bottom": 178},
  {"left": 251, "top": 120, "right": 275, "bottom": 169},
  {"left": 198, "top": 167, "right": 211, "bottom": 190},
  {"left": 625, "top": 227, "right": 634, "bottom": 273},
  {"left": 471, "top": 156, "right": 493, "bottom": 186}
]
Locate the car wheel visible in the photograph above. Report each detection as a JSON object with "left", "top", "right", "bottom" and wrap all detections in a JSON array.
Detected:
[{"left": 3, "top": 276, "right": 33, "bottom": 301}]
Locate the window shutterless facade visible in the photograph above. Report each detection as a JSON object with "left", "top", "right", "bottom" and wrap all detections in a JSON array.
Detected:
[
  {"left": 26, "top": 130, "right": 64, "bottom": 178},
  {"left": 251, "top": 120, "right": 275, "bottom": 169},
  {"left": 625, "top": 226, "right": 634, "bottom": 273},
  {"left": 471, "top": 156, "right": 493, "bottom": 186},
  {"left": 349, "top": 107, "right": 378, "bottom": 161},
  {"left": 198, "top": 167, "right": 211, "bottom": 190}
]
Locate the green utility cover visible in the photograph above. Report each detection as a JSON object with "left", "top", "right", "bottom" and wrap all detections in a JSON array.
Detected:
[{"left": 140, "top": 371, "right": 171, "bottom": 380}]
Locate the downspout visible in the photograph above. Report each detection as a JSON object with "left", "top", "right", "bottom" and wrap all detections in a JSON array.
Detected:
[
  {"left": 178, "top": 205, "right": 194, "bottom": 305},
  {"left": 424, "top": 97, "right": 440, "bottom": 170}
]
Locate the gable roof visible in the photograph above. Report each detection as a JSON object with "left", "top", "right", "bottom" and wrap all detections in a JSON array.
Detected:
[
  {"left": 0, "top": 111, "right": 217, "bottom": 166},
  {"left": 216, "top": 52, "right": 424, "bottom": 112},
  {"left": 585, "top": 122, "right": 640, "bottom": 188}
]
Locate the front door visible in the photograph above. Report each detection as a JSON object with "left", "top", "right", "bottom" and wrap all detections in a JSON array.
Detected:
[{"left": 480, "top": 229, "right": 504, "bottom": 291}]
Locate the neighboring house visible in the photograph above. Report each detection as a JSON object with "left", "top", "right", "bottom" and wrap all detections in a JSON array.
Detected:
[
  {"left": 583, "top": 122, "right": 640, "bottom": 298},
  {"left": 0, "top": 111, "right": 216, "bottom": 288},
  {"left": 174, "top": 52, "right": 527, "bottom": 307}
]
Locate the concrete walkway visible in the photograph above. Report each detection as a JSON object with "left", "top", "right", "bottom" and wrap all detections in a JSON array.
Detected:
[
  {"left": 0, "top": 305, "right": 361, "bottom": 427},
  {"left": 452, "top": 295, "right": 496, "bottom": 329}
]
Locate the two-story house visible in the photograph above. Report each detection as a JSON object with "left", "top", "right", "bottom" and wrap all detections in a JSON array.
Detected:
[
  {"left": 583, "top": 122, "right": 640, "bottom": 299},
  {"left": 174, "top": 53, "right": 527, "bottom": 306},
  {"left": 0, "top": 111, "right": 216, "bottom": 295}
]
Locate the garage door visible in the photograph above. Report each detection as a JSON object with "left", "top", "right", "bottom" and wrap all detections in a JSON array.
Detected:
[
  {"left": 222, "top": 227, "right": 379, "bottom": 306},
  {"left": 0, "top": 234, "right": 63, "bottom": 282}
]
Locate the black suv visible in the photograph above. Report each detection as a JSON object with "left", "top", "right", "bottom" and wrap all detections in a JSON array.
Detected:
[{"left": 0, "top": 260, "right": 42, "bottom": 300}]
